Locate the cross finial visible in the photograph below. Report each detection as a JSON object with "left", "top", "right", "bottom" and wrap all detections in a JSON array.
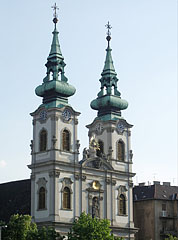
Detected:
[
  {"left": 105, "top": 21, "right": 112, "bottom": 37},
  {"left": 52, "top": 3, "right": 59, "bottom": 19}
]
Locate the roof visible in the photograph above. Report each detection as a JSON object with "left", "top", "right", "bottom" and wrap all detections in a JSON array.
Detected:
[
  {"left": 0, "top": 179, "right": 31, "bottom": 223},
  {"left": 133, "top": 184, "right": 178, "bottom": 201}
]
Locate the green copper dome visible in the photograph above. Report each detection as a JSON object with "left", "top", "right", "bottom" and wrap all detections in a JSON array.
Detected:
[
  {"left": 90, "top": 25, "right": 128, "bottom": 120},
  {"left": 35, "top": 17, "right": 76, "bottom": 108}
]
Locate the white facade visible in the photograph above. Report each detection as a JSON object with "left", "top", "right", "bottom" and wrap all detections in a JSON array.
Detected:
[{"left": 29, "top": 104, "right": 137, "bottom": 239}]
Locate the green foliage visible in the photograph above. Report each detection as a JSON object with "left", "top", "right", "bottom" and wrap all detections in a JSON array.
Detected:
[
  {"left": 165, "top": 235, "right": 178, "bottom": 240},
  {"left": 2, "top": 214, "right": 63, "bottom": 240},
  {"left": 2, "top": 214, "right": 37, "bottom": 240},
  {"left": 68, "top": 212, "right": 123, "bottom": 240}
]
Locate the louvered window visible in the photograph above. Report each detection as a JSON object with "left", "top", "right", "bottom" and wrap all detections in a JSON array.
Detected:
[
  {"left": 62, "top": 130, "right": 70, "bottom": 151},
  {"left": 40, "top": 130, "right": 47, "bottom": 151},
  {"left": 63, "top": 187, "right": 70, "bottom": 209},
  {"left": 119, "top": 194, "right": 126, "bottom": 215},
  {"left": 118, "top": 140, "right": 125, "bottom": 161},
  {"left": 39, "top": 187, "right": 46, "bottom": 209}
]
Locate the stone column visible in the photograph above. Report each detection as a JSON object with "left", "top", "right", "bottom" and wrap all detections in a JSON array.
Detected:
[{"left": 49, "top": 170, "right": 60, "bottom": 221}]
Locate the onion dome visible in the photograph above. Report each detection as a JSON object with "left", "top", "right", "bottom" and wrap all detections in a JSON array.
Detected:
[
  {"left": 90, "top": 22, "right": 128, "bottom": 121},
  {"left": 35, "top": 11, "right": 76, "bottom": 108}
]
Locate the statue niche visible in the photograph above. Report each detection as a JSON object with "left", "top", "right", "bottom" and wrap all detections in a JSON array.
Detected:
[{"left": 92, "top": 196, "right": 99, "bottom": 218}]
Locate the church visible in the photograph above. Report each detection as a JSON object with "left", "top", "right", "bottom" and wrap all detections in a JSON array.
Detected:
[{"left": 26, "top": 5, "right": 137, "bottom": 239}]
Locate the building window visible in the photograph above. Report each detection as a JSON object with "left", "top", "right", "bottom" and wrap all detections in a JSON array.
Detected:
[
  {"left": 39, "top": 187, "right": 46, "bottom": 210},
  {"left": 119, "top": 194, "right": 126, "bottom": 215},
  {"left": 118, "top": 140, "right": 125, "bottom": 161},
  {"left": 162, "top": 203, "right": 166, "bottom": 211},
  {"left": 39, "top": 129, "right": 47, "bottom": 152},
  {"left": 62, "top": 129, "right": 70, "bottom": 151},
  {"left": 96, "top": 140, "right": 104, "bottom": 157},
  {"left": 63, "top": 187, "right": 70, "bottom": 209}
]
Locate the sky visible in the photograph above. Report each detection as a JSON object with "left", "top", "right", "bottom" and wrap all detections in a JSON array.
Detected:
[{"left": 0, "top": 0, "right": 177, "bottom": 185}]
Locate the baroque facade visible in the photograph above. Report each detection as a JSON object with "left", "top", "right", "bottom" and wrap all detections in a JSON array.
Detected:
[{"left": 28, "top": 10, "right": 137, "bottom": 239}]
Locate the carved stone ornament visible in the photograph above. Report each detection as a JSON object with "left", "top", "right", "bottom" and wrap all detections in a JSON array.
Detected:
[
  {"left": 49, "top": 170, "right": 60, "bottom": 178},
  {"left": 118, "top": 185, "right": 128, "bottom": 193},
  {"left": 37, "top": 177, "right": 47, "bottom": 190},
  {"left": 112, "top": 179, "right": 116, "bottom": 186},
  {"left": 74, "top": 119, "right": 78, "bottom": 125},
  {"left": 81, "top": 175, "right": 86, "bottom": 181},
  {"left": 30, "top": 140, "right": 34, "bottom": 153},
  {"left": 95, "top": 123, "right": 103, "bottom": 135},
  {"left": 129, "top": 181, "right": 133, "bottom": 187},
  {"left": 106, "top": 178, "right": 111, "bottom": 184},
  {"left": 117, "top": 121, "right": 125, "bottom": 134},
  {"left": 74, "top": 173, "right": 79, "bottom": 180},
  {"left": 61, "top": 178, "right": 73, "bottom": 193},
  {"left": 51, "top": 136, "right": 57, "bottom": 149}
]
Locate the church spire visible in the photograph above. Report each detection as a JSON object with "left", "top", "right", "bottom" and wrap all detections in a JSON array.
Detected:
[
  {"left": 35, "top": 4, "right": 76, "bottom": 108},
  {"left": 90, "top": 22, "right": 128, "bottom": 121},
  {"left": 102, "top": 22, "right": 116, "bottom": 76}
]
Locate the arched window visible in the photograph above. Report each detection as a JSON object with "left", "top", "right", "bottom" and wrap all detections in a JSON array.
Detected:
[
  {"left": 63, "top": 187, "right": 70, "bottom": 209},
  {"left": 62, "top": 129, "right": 70, "bottom": 151},
  {"left": 39, "top": 130, "right": 47, "bottom": 152},
  {"left": 96, "top": 140, "right": 104, "bottom": 157},
  {"left": 39, "top": 187, "right": 46, "bottom": 210},
  {"left": 119, "top": 194, "right": 126, "bottom": 215},
  {"left": 118, "top": 140, "right": 125, "bottom": 161}
]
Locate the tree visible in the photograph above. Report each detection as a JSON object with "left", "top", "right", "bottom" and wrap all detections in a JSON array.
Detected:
[
  {"left": 68, "top": 212, "right": 122, "bottom": 240},
  {"left": 165, "top": 235, "right": 178, "bottom": 240},
  {"left": 2, "top": 214, "right": 37, "bottom": 240},
  {"left": 2, "top": 214, "right": 63, "bottom": 240}
]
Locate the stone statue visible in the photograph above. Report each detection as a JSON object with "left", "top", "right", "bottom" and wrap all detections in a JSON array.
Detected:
[
  {"left": 92, "top": 197, "right": 99, "bottom": 218},
  {"left": 76, "top": 140, "right": 80, "bottom": 153},
  {"left": 83, "top": 147, "right": 89, "bottom": 159},
  {"left": 51, "top": 135, "right": 57, "bottom": 149}
]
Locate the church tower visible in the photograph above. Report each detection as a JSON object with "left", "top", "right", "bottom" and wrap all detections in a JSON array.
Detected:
[
  {"left": 28, "top": 5, "right": 80, "bottom": 233},
  {"left": 82, "top": 22, "right": 138, "bottom": 238}
]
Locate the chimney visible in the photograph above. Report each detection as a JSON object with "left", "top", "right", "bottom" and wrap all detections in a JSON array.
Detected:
[
  {"left": 139, "top": 182, "right": 145, "bottom": 186},
  {"left": 154, "top": 181, "right": 160, "bottom": 185},
  {"left": 163, "top": 182, "right": 171, "bottom": 186}
]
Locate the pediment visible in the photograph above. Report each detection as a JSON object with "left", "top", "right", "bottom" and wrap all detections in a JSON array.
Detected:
[{"left": 82, "top": 157, "right": 113, "bottom": 171}]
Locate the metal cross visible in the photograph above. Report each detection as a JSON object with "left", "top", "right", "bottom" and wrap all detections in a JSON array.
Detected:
[
  {"left": 52, "top": 3, "right": 59, "bottom": 18},
  {"left": 105, "top": 21, "right": 112, "bottom": 36}
]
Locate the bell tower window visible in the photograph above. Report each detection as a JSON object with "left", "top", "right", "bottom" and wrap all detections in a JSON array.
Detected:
[
  {"left": 39, "top": 129, "right": 47, "bottom": 152},
  {"left": 62, "top": 129, "right": 70, "bottom": 151},
  {"left": 119, "top": 194, "right": 126, "bottom": 215},
  {"left": 63, "top": 187, "right": 71, "bottom": 209},
  {"left": 118, "top": 140, "right": 125, "bottom": 161},
  {"left": 39, "top": 187, "right": 46, "bottom": 210}
]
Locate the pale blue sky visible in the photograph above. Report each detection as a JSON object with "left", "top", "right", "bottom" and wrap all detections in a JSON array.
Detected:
[{"left": 0, "top": 0, "right": 177, "bottom": 185}]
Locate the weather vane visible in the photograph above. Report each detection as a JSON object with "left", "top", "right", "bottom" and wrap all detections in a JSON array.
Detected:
[
  {"left": 52, "top": 3, "right": 59, "bottom": 22},
  {"left": 105, "top": 21, "right": 112, "bottom": 37}
]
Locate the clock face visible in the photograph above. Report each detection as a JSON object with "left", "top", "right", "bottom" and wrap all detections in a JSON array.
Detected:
[
  {"left": 117, "top": 122, "right": 125, "bottom": 133},
  {"left": 39, "top": 110, "right": 47, "bottom": 121},
  {"left": 62, "top": 109, "right": 71, "bottom": 121},
  {"left": 95, "top": 123, "right": 103, "bottom": 133}
]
